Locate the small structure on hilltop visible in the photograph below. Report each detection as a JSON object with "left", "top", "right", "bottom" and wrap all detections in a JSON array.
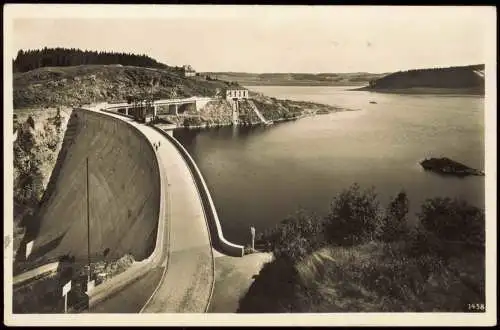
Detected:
[{"left": 183, "top": 65, "right": 196, "bottom": 77}]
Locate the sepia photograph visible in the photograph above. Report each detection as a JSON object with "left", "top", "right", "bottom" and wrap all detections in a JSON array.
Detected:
[{"left": 3, "top": 4, "right": 497, "bottom": 326}]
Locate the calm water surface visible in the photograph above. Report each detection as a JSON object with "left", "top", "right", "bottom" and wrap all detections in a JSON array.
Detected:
[{"left": 174, "top": 86, "right": 485, "bottom": 245}]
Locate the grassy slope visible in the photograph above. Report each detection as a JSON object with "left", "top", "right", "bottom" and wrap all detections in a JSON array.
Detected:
[
  {"left": 202, "top": 72, "right": 389, "bottom": 86},
  {"left": 13, "top": 65, "right": 237, "bottom": 109},
  {"left": 239, "top": 242, "right": 484, "bottom": 313}
]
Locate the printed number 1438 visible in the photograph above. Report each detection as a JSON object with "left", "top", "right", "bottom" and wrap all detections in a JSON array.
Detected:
[{"left": 468, "top": 303, "right": 485, "bottom": 311}]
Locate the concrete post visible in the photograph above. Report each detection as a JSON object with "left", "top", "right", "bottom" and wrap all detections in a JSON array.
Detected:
[
  {"left": 25, "top": 240, "right": 34, "bottom": 260},
  {"left": 64, "top": 294, "right": 68, "bottom": 313},
  {"left": 62, "top": 280, "right": 71, "bottom": 313},
  {"left": 250, "top": 226, "right": 255, "bottom": 251},
  {"left": 175, "top": 104, "right": 178, "bottom": 115},
  {"left": 125, "top": 108, "right": 128, "bottom": 116}
]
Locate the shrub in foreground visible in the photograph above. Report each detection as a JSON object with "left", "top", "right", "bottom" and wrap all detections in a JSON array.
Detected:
[
  {"left": 324, "top": 183, "right": 382, "bottom": 246},
  {"left": 241, "top": 184, "right": 485, "bottom": 313},
  {"left": 269, "top": 210, "right": 326, "bottom": 263},
  {"left": 418, "top": 197, "right": 485, "bottom": 251}
]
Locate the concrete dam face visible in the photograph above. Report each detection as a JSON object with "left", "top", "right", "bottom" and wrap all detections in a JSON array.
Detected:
[{"left": 29, "top": 109, "right": 160, "bottom": 263}]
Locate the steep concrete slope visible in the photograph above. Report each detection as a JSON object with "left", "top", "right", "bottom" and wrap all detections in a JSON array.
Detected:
[{"left": 29, "top": 108, "right": 160, "bottom": 263}]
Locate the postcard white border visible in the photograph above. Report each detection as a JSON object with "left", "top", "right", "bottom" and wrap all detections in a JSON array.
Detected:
[{"left": 3, "top": 4, "right": 497, "bottom": 326}]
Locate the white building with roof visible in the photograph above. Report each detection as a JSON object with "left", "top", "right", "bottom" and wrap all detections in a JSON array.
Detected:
[{"left": 225, "top": 89, "right": 249, "bottom": 100}]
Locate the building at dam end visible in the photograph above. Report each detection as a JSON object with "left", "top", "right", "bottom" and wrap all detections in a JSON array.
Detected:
[{"left": 224, "top": 88, "right": 249, "bottom": 101}]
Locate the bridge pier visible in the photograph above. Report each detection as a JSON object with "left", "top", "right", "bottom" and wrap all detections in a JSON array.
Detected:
[{"left": 169, "top": 104, "right": 179, "bottom": 116}]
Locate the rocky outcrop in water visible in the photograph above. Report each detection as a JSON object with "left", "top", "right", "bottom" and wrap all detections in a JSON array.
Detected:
[{"left": 420, "top": 157, "right": 484, "bottom": 177}]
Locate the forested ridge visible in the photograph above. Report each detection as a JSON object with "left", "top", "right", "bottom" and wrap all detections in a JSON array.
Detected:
[
  {"left": 13, "top": 47, "right": 174, "bottom": 73},
  {"left": 366, "top": 64, "right": 485, "bottom": 90}
]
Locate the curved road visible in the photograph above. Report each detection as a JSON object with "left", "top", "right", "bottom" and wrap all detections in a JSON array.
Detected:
[{"left": 86, "top": 109, "right": 214, "bottom": 313}]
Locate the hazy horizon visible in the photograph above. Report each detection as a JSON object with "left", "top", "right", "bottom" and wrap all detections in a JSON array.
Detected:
[{"left": 9, "top": 5, "right": 493, "bottom": 74}]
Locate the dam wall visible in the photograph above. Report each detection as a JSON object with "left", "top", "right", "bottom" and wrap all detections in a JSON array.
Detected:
[
  {"left": 29, "top": 108, "right": 161, "bottom": 263},
  {"left": 151, "top": 126, "right": 244, "bottom": 258}
]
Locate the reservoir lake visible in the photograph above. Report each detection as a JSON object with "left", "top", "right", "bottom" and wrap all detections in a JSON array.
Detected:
[{"left": 174, "top": 86, "right": 485, "bottom": 246}]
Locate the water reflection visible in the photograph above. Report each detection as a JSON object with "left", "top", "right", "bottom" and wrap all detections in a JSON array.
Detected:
[{"left": 175, "top": 86, "right": 485, "bottom": 245}]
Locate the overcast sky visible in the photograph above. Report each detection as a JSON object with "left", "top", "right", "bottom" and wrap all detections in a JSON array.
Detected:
[{"left": 9, "top": 5, "right": 494, "bottom": 73}]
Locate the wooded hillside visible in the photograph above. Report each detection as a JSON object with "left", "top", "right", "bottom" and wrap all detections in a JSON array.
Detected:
[{"left": 13, "top": 47, "right": 177, "bottom": 73}]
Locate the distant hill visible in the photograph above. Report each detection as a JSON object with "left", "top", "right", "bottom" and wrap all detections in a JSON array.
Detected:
[
  {"left": 358, "top": 64, "right": 485, "bottom": 94},
  {"left": 13, "top": 65, "right": 240, "bottom": 109},
  {"left": 201, "top": 72, "right": 388, "bottom": 86},
  {"left": 13, "top": 47, "right": 176, "bottom": 73}
]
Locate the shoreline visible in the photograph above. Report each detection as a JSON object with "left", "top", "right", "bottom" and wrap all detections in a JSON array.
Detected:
[
  {"left": 350, "top": 86, "right": 485, "bottom": 96},
  {"left": 179, "top": 107, "right": 359, "bottom": 130}
]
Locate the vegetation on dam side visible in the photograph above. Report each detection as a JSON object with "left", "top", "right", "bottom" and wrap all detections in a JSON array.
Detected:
[
  {"left": 357, "top": 64, "right": 485, "bottom": 95},
  {"left": 238, "top": 183, "right": 485, "bottom": 312}
]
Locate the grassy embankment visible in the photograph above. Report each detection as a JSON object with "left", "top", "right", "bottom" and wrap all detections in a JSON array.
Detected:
[{"left": 239, "top": 184, "right": 485, "bottom": 312}]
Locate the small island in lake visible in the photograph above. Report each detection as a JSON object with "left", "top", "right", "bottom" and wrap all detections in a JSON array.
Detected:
[{"left": 420, "top": 157, "right": 484, "bottom": 177}]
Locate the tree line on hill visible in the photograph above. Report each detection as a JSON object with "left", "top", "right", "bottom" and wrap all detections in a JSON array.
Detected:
[
  {"left": 368, "top": 64, "right": 485, "bottom": 89},
  {"left": 13, "top": 47, "right": 173, "bottom": 73}
]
